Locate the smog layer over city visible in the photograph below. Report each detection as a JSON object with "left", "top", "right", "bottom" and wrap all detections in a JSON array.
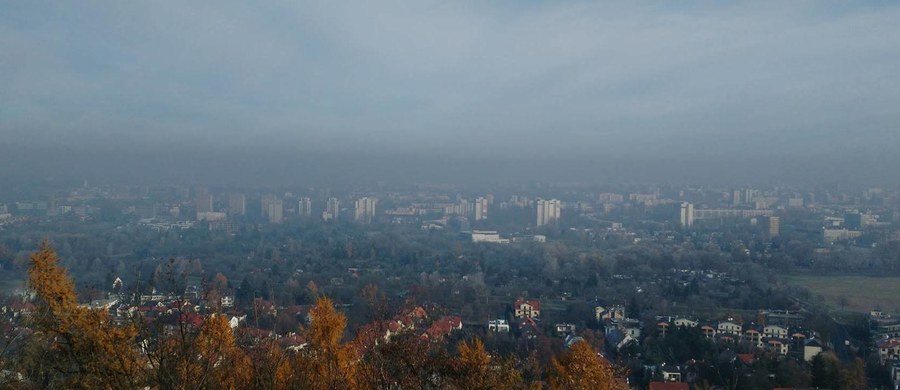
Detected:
[{"left": 1, "top": 2, "right": 899, "bottom": 389}]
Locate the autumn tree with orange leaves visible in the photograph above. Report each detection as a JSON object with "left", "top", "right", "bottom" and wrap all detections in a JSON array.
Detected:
[
  {"left": 549, "top": 340, "right": 628, "bottom": 390},
  {"left": 27, "top": 241, "right": 144, "bottom": 389},
  {"left": 292, "top": 296, "right": 359, "bottom": 389},
  {"left": 445, "top": 338, "right": 523, "bottom": 390},
  {"left": 18, "top": 243, "right": 634, "bottom": 390}
]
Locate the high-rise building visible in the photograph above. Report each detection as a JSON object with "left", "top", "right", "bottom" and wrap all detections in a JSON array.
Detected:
[
  {"left": 261, "top": 195, "right": 282, "bottom": 223},
  {"left": 458, "top": 198, "right": 469, "bottom": 217},
  {"left": 768, "top": 216, "right": 780, "bottom": 237},
  {"left": 743, "top": 188, "right": 756, "bottom": 204},
  {"left": 474, "top": 197, "right": 488, "bottom": 221},
  {"left": 354, "top": 197, "right": 377, "bottom": 224},
  {"left": 261, "top": 194, "right": 277, "bottom": 213},
  {"left": 265, "top": 201, "right": 283, "bottom": 224},
  {"left": 679, "top": 202, "right": 694, "bottom": 227},
  {"left": 299, "top": 197, "right": 312, "bottom": 217},
  {"left": 536, "top": 199, "right": 561, "bottom": 226},
  {"left": 195, "top": 193, "right": 213, "bottom": 213},
  {"left": 228, "top": 194, "right": 246, "bottom": 216},
  {"left": 323, "top": 197, "right": 340, "bottom": 221},
  {"left": 733, "top": 190, "right": 742, "bottom": 206}
]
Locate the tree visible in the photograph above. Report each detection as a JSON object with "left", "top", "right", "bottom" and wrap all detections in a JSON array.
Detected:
[
  {"left": 26, "top": 241, "right": 144, "bottom": 389},
  {"left": 839, "top": 358, "right": 867, "bottom": 390},
  {"left": 549, "top": 341, "right": 627, "bottom": 390},
  {"left": 213, "top": 272, "right": 229, "bottom": 292},
  {"left": 293, "top": 296, "right": 358, "bottom": 389},
  {"left": 446, "top": 338, "right": 522, "bottom": 390},
  {"left": 194, "top": 315, "right": 253, "bottom": 389},
  {"left": 249, "top": 341, "right": 293, "bottom": 390},
  {"left": 356, "top": 332, "right": 444, "bottom": 389},
  {"left": 811, "top": 352, "right": 842, "bottom": 389}
]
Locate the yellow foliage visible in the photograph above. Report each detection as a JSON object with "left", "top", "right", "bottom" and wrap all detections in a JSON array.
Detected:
[
  {"left": 251, "top": 341, "right": 294, "bottom": 390},
  {"left": 549, "top": 341, "right": 627, "bottom": 390},
  {"left": 293, "top": 296, "right": 358, "bottom": 389},
  {"left": 27, "top": 241, "right": 144, "bottom": 389},
  {"left": 448, "top": 338, "right": 523, "bottom": 390},
  {"left": 195, "top": 315, "right": 253, "bottom": 389}
]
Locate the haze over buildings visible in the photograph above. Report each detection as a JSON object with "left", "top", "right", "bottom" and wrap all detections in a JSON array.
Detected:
[{"left": 1, "top": 2, "right": 900, "bottom": 189}]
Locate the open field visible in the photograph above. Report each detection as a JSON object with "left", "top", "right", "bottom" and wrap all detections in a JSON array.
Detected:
[{"left": 783, "top": 275, "right": 900, "bottom": 314}]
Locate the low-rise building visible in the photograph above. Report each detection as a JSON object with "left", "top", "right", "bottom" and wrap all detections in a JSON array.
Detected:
[
  {"left": 804, "top": 338, "right": 824, "bottom": 362},
  {"left": 514, "top": 298, "right": 541, "bottom": 319},
  {"left": 718, "top": 321, "right": 742, "bottom": 335},
  {"left": 878, "top": 338, "right": 900, "bottom": 362},
  {"left": 488, "top": 319, "right": 510, "bottom": 332}
]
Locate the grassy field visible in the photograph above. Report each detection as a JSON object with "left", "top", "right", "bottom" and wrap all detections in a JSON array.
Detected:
[{"left": 783, "top": 275, "right": 900, "bottom": 314}]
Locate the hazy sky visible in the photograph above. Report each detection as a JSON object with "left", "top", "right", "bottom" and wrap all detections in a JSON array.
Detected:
[{"left": 2, "top": 1, "right": 899, "bottom": 185}]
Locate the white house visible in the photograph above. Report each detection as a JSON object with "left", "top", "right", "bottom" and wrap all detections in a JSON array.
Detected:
[
  {"left": 763, "top": 325, "right": 788, "bottom": 338},
  {"left": 718, "top": 321, "right": 742, "bottom": 335},
  {"left": 488, "top": 319, "right": 510, "bottom": 332}
]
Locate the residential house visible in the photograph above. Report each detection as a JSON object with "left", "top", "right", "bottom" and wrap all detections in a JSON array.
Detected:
[
  {"left": 658, "top": 321, "right": 670, "bottom": 337},
  {"left": 878, "top": 338, "right": 900, "bottom": 362},
  {"left": 743, "top": 328, "right": 763, "bottom": 348},
  {"left": 765, "top": 338, "right": 789, "bottom": 355},
  {"left": 701, "top": 325, "right": 716, "bottom": 339},
  {"left": 660, "top": 364, "right": 683, "bottom": 382},
  {"left": 555, "top": 323, "right": 577, "bottom": 336},
  {"left": 488, "top": 319, "right": 510, "bottom": 332},
  {"left": 514, "top": 298, "right": 541, "bottom": 319},
  {"left": 764, "top": 324, "right": 789, "bottom": 339},
  {"left": 674, "top": 318, "right": 698, "bottom": 328},
  {"left": 803, "top": 338, "right": 824, "bottom": 362},
  {"left": 601, "top": 305, "right": 626, "bottom": 321},
  {"left": 424, "top": 316, "right": 462, "bottom": 340},
  {"left": 718, "top": 321, "right": 742, "bottom": 335}
]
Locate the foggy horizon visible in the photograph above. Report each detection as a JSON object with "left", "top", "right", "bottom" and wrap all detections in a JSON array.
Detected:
[{"left": 3, "top": 1, "right": 900, "bottom": 187}]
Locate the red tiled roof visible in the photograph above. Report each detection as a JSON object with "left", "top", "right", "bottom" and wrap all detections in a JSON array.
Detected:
[
  {"left": 514, "top": 298, "right": 541, "bottom": 311},
  {"left": 877, "top": 338, "right": 900, "bottom": 348},
  {"left": 424, "top": 316, "right": 463, "bottom": 339},
  {"left": 179, "top": 312, "right": 204, "bottom": 328}
]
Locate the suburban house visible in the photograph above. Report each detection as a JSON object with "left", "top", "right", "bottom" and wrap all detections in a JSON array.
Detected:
[
  {"left": 763, "top": 324, "right": 788, "bottom": 338},
  {"left": 555, "top": 323, "right": 577, "bottom": 336},
  {"left": 424, "top": 315, "right": 463, "bottom": 340},
  {"left": 804, "top": 338, "right": 824, "bottom": 362},
  {"left": 488, "top": 319, "right": 510, "bottom": 332},
  {"left": 743, "top": 328, "right": 763, "bottom": 348},
  {"left": 878, "top": 338, "right": 900, "bottom": 362},
  {"left": 514, "top": 298, "right": 541, "bottom": 319},
  {"left": 657, "top": 321, "right": 670, "bottom": 337},
  {"left": 765, "top": 338, "right": 789, "bottom": 355},
  {"left": 674, "top": 318, "right": 698, "bottom": 328},
  {"left": 717, "top": 321, "right": 742, "bottom": 335}
]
